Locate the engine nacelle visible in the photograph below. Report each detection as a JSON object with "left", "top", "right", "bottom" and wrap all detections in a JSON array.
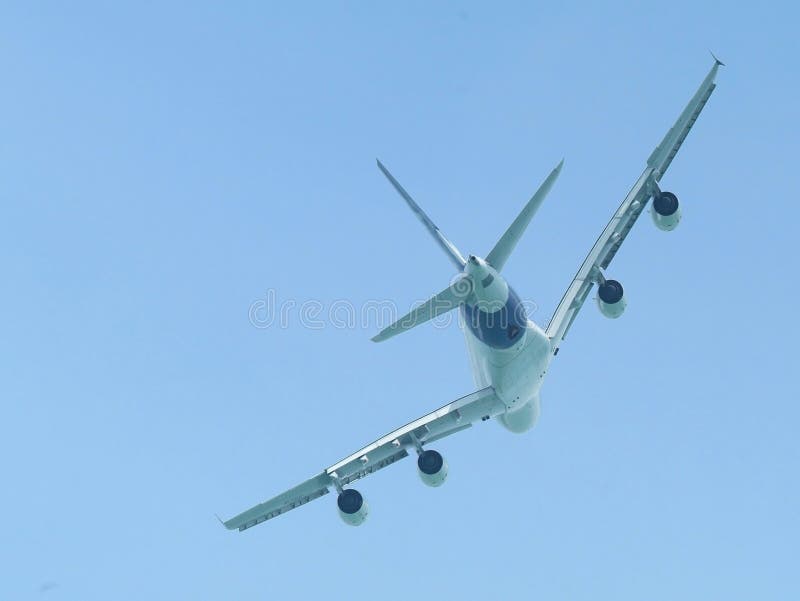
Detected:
[
  {"left": 417, "top": 449, "right": 448, "bottom": 487},
  {"left": 597, "top": 279, "right": 626, "bottom": 319},
  {"left": 337, "top": 489, "right": 368, "bottom": 526},
  {"left": 651, "top": 191, "right": 681, "bottom": 231}
]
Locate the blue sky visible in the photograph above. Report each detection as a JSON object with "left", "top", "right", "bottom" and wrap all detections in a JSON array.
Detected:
[{"left": 1, "top": 2, "right": 798, "bottom": 599}]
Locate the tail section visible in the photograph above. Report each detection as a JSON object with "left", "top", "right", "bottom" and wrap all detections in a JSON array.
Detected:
[
  {"left": 371, "top": 159, "right": 563, "bottom": 342},
  {"left": 485, "top": 160, "right": 563, "bottom": 271},
  {"left": 376, "top": 159, "right": 466, "bottom": 269}
]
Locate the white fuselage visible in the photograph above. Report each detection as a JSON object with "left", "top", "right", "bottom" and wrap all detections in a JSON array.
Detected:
[{"left": 460, "top": 256, "right": 551, "bottom": 433}]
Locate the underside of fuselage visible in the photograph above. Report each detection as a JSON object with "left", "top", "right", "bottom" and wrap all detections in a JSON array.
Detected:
[{"left": 460, "top": 256, "right": 551, "bottom": 433}]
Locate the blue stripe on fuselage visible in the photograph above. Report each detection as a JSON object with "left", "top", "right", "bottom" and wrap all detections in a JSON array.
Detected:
[{"left": 461, "top": 287, "right": 527, "bottom": 349}]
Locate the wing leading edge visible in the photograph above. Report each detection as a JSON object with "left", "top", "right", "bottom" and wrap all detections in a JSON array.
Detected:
[
  {"left": 545, "top": 59, "right": 722, "bottom": 349},
  {"left": 223, "top": 387, "right": 503, "bottom": 532}
]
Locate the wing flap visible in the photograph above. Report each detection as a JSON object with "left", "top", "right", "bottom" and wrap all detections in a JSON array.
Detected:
[
  {"left": 648, "top": 59, "right": 722, "bottom": 176},
  {"left": 222, "top": 387, "right": 503, "bottom": 532},
  {"left": 223, "top": 472, "right": 332, "bottom": 532},
  {"left": 546, "top": 169, "right": 652, "bottom": 346},
  {"left": 327, "top": 386, "right": 501, "bottom": 478},
  {"left": 546, "top": 60, "right": 721, "bottom": 350},
  {"left": 336, "top": 449, "right": 410, "bottom": 487}
]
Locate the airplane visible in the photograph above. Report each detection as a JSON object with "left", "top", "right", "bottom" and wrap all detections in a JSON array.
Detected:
[{"left": 222, "top": 58, "right": 723, "bottom": 531}]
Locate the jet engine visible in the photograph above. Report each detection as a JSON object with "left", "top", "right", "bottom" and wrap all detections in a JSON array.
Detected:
[
  {"left": 651, "top": 191, "right": 681, "bottom": 231},
  {"left": 597, "top": 279, "right": 626, "bottom": 318},
  {"left": 417, "top": 449, "right": 448, "bottom": 487},
  {"left": 337, "top": 489, "right": 369, "bottom": 526}
]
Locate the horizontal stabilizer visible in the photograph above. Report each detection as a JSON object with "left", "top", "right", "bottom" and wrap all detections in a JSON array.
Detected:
[
  {"left": 486, "top": 160, "right": 563, "bottom": 271},
  {"left": 372, "top": 277, "right": 474, "bottom": 342},
  {"left": 376, "top": 159, "right": 467, "bottom": 269}
]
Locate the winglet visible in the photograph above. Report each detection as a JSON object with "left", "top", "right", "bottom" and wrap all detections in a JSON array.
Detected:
[
  {"left": 709, "top": 51, "right": 725, "bottom": 67},
  {"left": 214, "top": 513, "right": 228, "bottom": 529}
]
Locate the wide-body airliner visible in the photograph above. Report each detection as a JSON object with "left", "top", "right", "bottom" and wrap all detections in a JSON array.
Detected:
[{"left": 223, "top": 59, "right": 722, "bottom": 531}]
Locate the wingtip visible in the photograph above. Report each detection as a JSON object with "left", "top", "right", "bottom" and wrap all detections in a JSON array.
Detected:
[
  {"left": 372, "top": 326, "right": 397, "bottom": 342},
  {"left": 549, "top": 158, "right": 564, "bottom": 179},
  {"left": 710, "top": 50, "right": 725, "bottom": 67}
]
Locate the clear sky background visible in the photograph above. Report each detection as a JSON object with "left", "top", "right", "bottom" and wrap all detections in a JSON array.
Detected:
[{"left": 1, "top": 2, "right": 798, "bottom": 599}]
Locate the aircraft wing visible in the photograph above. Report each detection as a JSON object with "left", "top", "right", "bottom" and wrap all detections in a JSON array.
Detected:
[
  {"left": 223, "top": 386, "right": 504, "bottom": 532},
  {"left": 545, "top": 59, "right": 722, "bottom": 350}
]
